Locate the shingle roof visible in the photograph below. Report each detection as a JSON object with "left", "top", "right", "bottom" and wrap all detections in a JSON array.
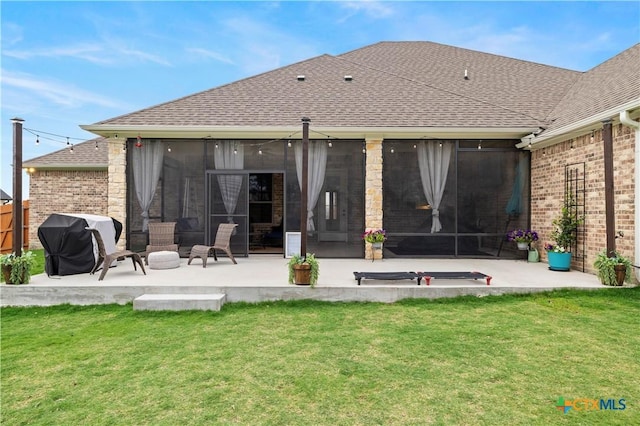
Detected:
[
  {"left": 94, "top": 41, "right": 586, "bottom": 130},
  {"left": 544, "top": 43, "right": 640, "bottom": 132},
  {"left": 23, "top": 137, "right": 108, "bottom": 169}
]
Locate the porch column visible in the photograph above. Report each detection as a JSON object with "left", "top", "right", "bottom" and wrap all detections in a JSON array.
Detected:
[
  {"left": 364, "top": 137, "right": 384, "bottom": 260},
  {"left": 108, "top": 136, "right": 127, "bottom": 249}
]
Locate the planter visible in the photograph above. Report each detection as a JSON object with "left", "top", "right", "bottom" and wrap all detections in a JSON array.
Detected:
[
  {"left": 517, "top": 242, "right": 529, "bottom": 250},
  {"left": 527, "top": 249, "right": 539, "bottom": 263},
  {"left": 1, "top": 265, "right": 28, "bottom": 285},
  {"left": 292, "top": 263, "right": 312, "bottom": 286},
  {"left": 614, "top": 264, "right": 626, "bottom": 286},
  {"left": 547, "top": 251, "right": 572, "bottom": 271},
  {"left": 371, "top": 242, "right": 383, "bottom": 250}
]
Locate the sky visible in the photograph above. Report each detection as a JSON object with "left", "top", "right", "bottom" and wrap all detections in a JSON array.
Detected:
[{"left": 2, "top": 0, "right": 639, "bottom": 198}]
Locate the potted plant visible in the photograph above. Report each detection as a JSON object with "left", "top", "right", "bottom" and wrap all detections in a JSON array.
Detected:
[
  {"left": 1, "top": 251, "right": 35, "bottom": 285},
  {"left": 287, "top": 253, "right": 319, "bottom": 287},
  {"left": 362, "top": 229, "right": 387, "bottom": 248},
  {"left": 546, "top": 196, "right": 584, "bottom": 271},
  {"left": 593, "top": 250, "right": 632, "bottom": 286},
  {"left": 506, "top": 229, "right": 539, "bottom": 250}
]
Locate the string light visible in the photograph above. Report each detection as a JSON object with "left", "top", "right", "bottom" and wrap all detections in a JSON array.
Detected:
[
  {"left": 258, "top": 146, "right": 263, "bottom": 155},
  {"left": 66, "top": 137, "right": 70, "bottom": 146},
  {"left": 95, "top": 140, "right": 99, "bottom": 150},
  {"left": 69, "top": 144, "right": 74, "bottom": 153},
  {"left": 36, "top": 135, "right": 40, "bottom": 145},
  {"left": 167, "top": 145, "right": 172, "bottom": 153},
  {"left": 362, "top": 143, "right": 366, "bottom": 154},
  {"left": 477, "top": 140, "right": 482, "bottom": 150}
]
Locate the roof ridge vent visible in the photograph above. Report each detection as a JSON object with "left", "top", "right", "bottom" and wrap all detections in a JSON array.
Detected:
[
  {"left": 344, "top": 75, "right": 353, "bottom": 81},
  {"left": 297, "top": 75, "right": 305, "bottom": 81}
]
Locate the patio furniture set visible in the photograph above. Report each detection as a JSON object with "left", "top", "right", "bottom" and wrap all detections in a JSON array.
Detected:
[{"left": 89, "top": 222, "right": 238, "bottom": 280}]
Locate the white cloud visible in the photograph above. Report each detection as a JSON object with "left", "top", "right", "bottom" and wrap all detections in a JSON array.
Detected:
[
  {"left": 337, "top": 0, "right": 395, "bottom": 23},
  {"left": 1, "top": 70, "right": 126, "bottom": 109},
  {"left": 186, "top": 47, "right": 235, "bottom": 65},
  {"left": 3, "top": 39, "right": 171, "bottom": 67}
]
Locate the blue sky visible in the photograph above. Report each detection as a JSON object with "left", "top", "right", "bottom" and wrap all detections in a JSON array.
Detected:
[{"left": 2, "top": 0, "right": 639, "bottom": 198}]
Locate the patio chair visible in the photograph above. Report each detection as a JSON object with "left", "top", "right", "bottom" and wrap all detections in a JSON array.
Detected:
[
  {"left": 188, "top": 223, "right": 238, "bottom": 267},
  {"left": 87, "top": 228, "right": 146, "bottom": 281},
  {"left": 145, "top": 221, "right": 178, "bottom": 265}
]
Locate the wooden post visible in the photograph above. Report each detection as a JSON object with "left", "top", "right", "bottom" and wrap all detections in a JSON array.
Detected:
[
  {"left": 12, "top": 117, "right": 24, "bottom": 256},
  {"left": 300, "top": 117, "right": 310, "bottom": 259},
  {"left": 602, "top": 119, "right": 616, "bottom": 256}
]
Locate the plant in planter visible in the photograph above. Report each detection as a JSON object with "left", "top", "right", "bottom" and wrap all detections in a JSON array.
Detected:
[
  {"left": 546, "top": 195, "right": 584, "bottom": 271},
  {"left": 593, "top": 250, "right": 632, "bottom": 286},
  {"left": 1, "top": 251, "right": 35, "bottom": 284},
  {"left": 287, "top": 253, "right": 319, "bottom": 287},
  {"left": 506, "top": 228, "right": 538, "bottom": 250},
  {"left": 362, "top": 229, "right": 386, "bottom": 245}
]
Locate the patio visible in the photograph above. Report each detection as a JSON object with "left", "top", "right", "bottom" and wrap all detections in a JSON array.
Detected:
[{"left": 1, "top": 256, "right": 605, "bottom": 307}]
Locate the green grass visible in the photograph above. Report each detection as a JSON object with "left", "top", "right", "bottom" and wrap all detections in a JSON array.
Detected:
[{"left": 2, "top": 288, "right": 639, "bottom": 425}]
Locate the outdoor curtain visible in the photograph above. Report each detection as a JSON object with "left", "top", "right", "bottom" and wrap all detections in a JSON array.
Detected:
[
  {"left": 505, "top": 153, "right": 529, "bottom": 216},
  {"left": 132, "top": 140, "right": 164, "bottom": 232},
  {"left": 417, "top": 141, "right": 453, "bottom": 233},
  {"left": 214, "top": 141, "right": 244, "bottom": 224},
  {"left": 295, "top": 141, "right": 328, "bottom": 233}
]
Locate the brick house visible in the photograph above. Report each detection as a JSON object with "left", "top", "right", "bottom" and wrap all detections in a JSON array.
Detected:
[
  {"left": 23, "top": 138, "right": 109, "bottom": 248},
  {"left": 26, "top": 41, "right": 639, "bottom": 277}
]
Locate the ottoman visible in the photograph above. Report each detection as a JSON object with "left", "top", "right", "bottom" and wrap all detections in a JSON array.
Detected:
[{"left": 147, "top": 250, "right": 180, "bottom": 270}]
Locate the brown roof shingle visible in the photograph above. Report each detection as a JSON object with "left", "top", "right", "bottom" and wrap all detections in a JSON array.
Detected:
[
  {"left": 95, "top": 42, "right": 586, "bottom": 130},
  {"left": 544, "top": 43, "right": 640, "bottom": 131},
  {"left": 23, "top": 137, "right": 108, "bottom": 169}
]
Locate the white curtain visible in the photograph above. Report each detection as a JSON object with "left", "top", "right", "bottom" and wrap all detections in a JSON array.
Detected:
[
  {"left": 295, "top": 141, "right": 327, "bottom": 233},
  {"left": 417, "top": 141, "right": 453, "bottom": 233},
  {"left": 132, "top": 140, "right": 164, "bottom": 232},
  {"left": 214, "top": 141, "right": 244, "bottom": 223}
]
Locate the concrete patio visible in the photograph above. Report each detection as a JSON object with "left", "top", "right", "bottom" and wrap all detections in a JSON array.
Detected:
[{"left": 0, "top": 255, "right": 609, "bottom": 308}]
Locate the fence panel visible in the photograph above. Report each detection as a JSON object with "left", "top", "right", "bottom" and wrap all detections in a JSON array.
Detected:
[{"left": 1, "top": 201, "right": 29, "bottom": 253}]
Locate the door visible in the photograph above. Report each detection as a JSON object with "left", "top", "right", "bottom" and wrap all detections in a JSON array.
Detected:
[
  {"left": 318, "top": 171, "right": 348, "bottom": 242},
  {"left": 206, "top": 171, "right": 248, "bottom": 257}
]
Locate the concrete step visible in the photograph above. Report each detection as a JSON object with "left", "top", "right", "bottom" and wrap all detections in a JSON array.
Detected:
[{"left": 133, "top": 293, "right": 226, "bottom": 311}]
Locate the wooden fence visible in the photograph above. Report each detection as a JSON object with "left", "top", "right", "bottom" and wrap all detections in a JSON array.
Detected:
[{"left": 1, "top": 201, "right": 29, "bottom": 254}]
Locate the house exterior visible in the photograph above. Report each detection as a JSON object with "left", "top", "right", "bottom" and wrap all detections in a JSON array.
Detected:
[{"left": 27, "top": 41, "right": 639, "bottom": 276}]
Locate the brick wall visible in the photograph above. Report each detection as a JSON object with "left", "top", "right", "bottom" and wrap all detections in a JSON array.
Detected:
[
  {"left": 531, "top": 123, "right": 636, "bottom": 277},
  {"left": 28, "top": 169, "right": 108, "bottom": 249}
]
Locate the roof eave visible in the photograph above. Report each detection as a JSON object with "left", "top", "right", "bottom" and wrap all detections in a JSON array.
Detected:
[
  {"left": 80, "top": 124, "right": 539, "bottom": 140},
  {"left": 517, "top": 99, "right": 640, "bottom": 150}
]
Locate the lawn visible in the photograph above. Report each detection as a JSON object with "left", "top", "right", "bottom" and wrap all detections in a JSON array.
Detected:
[{"left": 1, "top": 288, "right": 638, "bottom": 425}]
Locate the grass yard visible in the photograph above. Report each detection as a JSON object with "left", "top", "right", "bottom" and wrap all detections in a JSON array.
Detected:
[{"left": 1, "top": 288, "right": 639, "bottom": 425}]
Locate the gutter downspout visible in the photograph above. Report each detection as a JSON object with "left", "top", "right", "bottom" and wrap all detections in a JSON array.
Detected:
[{"left": 620, "top": 110, "right": 640, "bottom": 281}]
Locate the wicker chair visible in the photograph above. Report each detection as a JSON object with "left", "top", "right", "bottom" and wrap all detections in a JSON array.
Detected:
[
  {"left": 188, "top": 223, "right": 238, "bottom": 267},
  {"left": 87, "top": 228, "right": 146, "bottom": 281},
  {"left": 145, "top": 222, "right": 178, "bottom": 265}
]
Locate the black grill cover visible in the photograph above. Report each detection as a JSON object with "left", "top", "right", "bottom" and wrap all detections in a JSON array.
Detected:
[{"left": 37, "top": 214, "right": 122, "bottom": 276}]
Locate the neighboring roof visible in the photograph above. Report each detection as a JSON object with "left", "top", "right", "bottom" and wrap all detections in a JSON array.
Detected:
[
  {"left": 23, "top": 137, "right": 108, "bottom": 169},
  {"left": 87, "top": 41, "right": 584, "bottom": 134},
  {"left": 1, "top": 189, "right": 11, "bottom": 202},
  {"left": 544, "top": 43, "right": 640, "bottom": 132}
]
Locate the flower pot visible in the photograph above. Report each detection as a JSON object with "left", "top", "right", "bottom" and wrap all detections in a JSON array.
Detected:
[
  {"left": 292, "top": 263, "right": 311, "bottom": 286},
  {"left": 1, "top": 265, "right": 28, "bottom": 285},
  {"left": 517, "top": 242, "right": 529, "bottom": 250},
  {"left": 614, "top": 264, "right": 626, "bottom": 286},
  {"left": 547, "top": 251, "right": 572, "bottom": 271},
  {"left": 371, "top": 242, "right": 383, "bottom": 250},
  {"left": 527, "top": 248, "right": 539, "bottom": 263}
]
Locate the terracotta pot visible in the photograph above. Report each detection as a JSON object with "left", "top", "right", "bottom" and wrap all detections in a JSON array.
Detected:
[
  {"left": 292, "top": 263, "right": 311, "bottom": 286},
  {"left": 1, "top": 265, "right": 27, "bottom": 285}
]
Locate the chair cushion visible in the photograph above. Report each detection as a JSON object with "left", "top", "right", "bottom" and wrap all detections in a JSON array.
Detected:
[{"left": 147, "top": 251, "right": 180, "bottom": 270}]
